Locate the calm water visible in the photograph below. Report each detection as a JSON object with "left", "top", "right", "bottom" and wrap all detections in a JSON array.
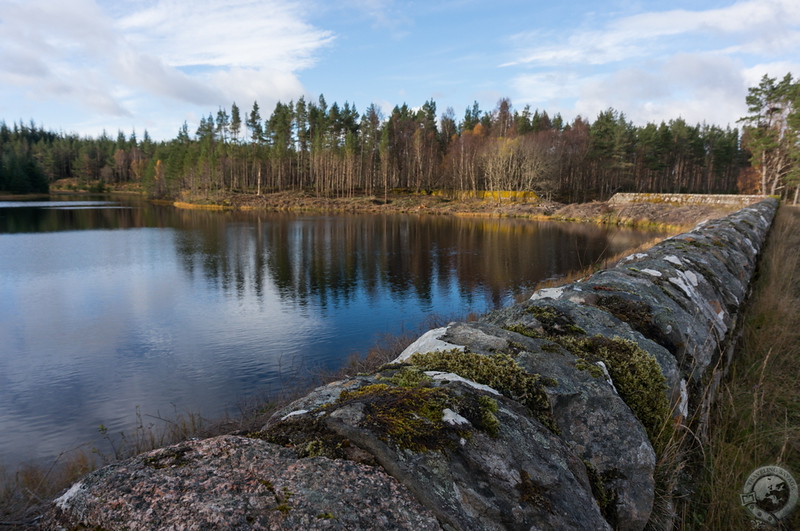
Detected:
[{"left": 0, "top": 196, "right": 662, "bottom": 468}]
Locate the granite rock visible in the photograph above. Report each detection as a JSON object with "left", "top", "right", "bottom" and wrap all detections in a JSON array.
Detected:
[{"left": 43, "top": 435, "right": 442, "bottom": 530}]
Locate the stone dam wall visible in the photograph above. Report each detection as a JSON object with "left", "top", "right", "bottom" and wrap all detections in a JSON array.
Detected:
[
  {"left": 44, "top": 198, "right": 779, "bottom": 530},
  {"left": 609, "top": 192, "right": 767, "bottom": 207}
]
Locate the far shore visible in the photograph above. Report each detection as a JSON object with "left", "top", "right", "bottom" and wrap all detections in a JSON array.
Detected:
[
  {"left": 143, "top": 188, "right": 747, "bottom": 231},
  {"left": 8, "top": 185, "right": 747, "bottom": 231},
  {"left": 165, "top": 189, "right": 751, "bottom": 230}
]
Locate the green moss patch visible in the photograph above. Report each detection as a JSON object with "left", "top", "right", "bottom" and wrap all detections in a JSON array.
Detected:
[
  {"left": 409, "top": 350, "right": 558, "bottom": 433},
  {"left": 594, "top": 295, "right": 672, "bottom": 352},
  {"left": 260, "top": 415, "right": 350, "bottom": 459},
  {"left": 336, "top": 384, "right": 462, "bottom": 452},
  {"left": 456, "top": 394, "right": 501, "bottom": 438},
  {"left": 574, "top": 358, "right": 605, "bottom": 379},
  {"left": 377, "top": 366, "right": 432, "bottom": 387},
  {"left": 583, "top": 460, "right": 620, "bottom": 525},
  {"left": 527, "top": 305, "right": 586, "bottom": 336},
  {"left": 516, "top": 470, "right": 551, "bottom": 511},
  {"left": 502, "top": 323, "right": 545, "bottom": 340},
  {"left": 556, "top": 335, "right": 671, "bottom": 447}
]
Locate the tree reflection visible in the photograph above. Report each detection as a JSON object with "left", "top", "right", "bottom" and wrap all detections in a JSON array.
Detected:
[
  {"left": 169, "top": 210, "right": 654, "bottom": 312},
  {"left": 0, "top": 198, "right": 660, "bottom": 313}
]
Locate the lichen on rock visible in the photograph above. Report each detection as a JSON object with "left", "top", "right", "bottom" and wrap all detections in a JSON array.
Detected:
[{"left": 42, "top": 435, "right": 443, "bottom": 530}]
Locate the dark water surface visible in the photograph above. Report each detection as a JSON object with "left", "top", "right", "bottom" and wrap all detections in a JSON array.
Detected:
[{"left": 0, "top": 195, "right": 662, "bottom": 468}]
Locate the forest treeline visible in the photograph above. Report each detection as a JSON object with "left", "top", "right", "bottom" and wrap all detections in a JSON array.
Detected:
[{"left": 2, "top": 74, "right": 799, "bottom": 202}]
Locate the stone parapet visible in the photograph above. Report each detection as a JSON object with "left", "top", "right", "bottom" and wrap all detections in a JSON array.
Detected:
[{"left": 609, "top": 192, "right": 767, "bottom": 207}]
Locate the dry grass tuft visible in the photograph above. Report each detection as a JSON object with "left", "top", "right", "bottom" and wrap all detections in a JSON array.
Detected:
[
  {"left": 687, "top": 205, "right": 800, "bottom": 529},
  {"left": 515, "top": 234, "right": 671, "bottom": 301}
]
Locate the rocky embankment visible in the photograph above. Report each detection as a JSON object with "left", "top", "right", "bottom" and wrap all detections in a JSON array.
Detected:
[
  {"left": 172, "top": 189, "right": 749, "bottom": 230},
  {"left": 42, "top": 198, "right": 778, "bottom": 530}
]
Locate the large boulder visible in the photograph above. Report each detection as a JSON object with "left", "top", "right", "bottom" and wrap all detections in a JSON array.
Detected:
[
  {"left": 43, "top": 434, "right": 441, "bottom": 530},
  {"left": 405, "top": 321, "right": 657, "bottom": 531},
  {"left": 264, "top": 367, "right": 611, "bottom": 531}
]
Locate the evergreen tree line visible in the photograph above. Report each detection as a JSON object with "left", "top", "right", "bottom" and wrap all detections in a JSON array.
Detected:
[
  {"left": 3, "top": 76, "right": 799, "bottom": 202},
  {"left": 738, "top": 73, "right": 800, "bottom": 202},
  {"left": 0, "top": 122, "right": 50, "bottom": 194}
]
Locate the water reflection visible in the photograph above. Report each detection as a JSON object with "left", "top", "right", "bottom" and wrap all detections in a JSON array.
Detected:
[
  {"left": 1, "top": 198, "right": 647, "bottom": 313},
  {"left": 0, "top": 197, "right": 662, "bottom": 469},
  {"left": 169, "top": 212, "right": 643, "bottom": 313}
]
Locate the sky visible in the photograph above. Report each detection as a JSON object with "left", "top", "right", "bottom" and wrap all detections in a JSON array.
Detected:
[{"left": 1, "top": 0, "right": 799, "bottom": 140}]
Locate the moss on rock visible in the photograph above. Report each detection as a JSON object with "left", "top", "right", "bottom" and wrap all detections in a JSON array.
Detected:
[
  {"left": 455, "top": 394, "right": 500, "bottom": 438},
  {"left": 377, "top": 366, "right": 433, "bottom": 388},
  {"left": 260, "top": 415, "right": 350, "bottom": 460},
  {"left": 516, "top": 469, "right": 551, "bottom": 511},
  {"left": 583, "top": 460, "right": 620, "bottom": 525},
  {"left": 594, "top": 294, "right": 672, "bottom": 351},
  {"left": 503, "top": 323, "right": 545, "bottom": 340},
  {"left": 556, "top": 335, "right": 671, "bottom": 448},
  {"left": 574, "top": 358, "right": 605, "bottom": 379},
  {"left": 335, "top": 384, "right": 462, "bottom": 452},
  {"left": 409, "top": 350, "right": 558, "bottom": 433},
  {"left": 527, "top": 305, "right": 587, "bottom": 336}
]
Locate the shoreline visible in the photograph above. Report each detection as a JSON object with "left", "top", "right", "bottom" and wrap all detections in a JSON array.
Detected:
[
  {"left": 39, "top": 201, "right": 788, "bottom": 531},
  {"left": 25, "top": 185, "right": 752, "bottom": 230},
  {"left": 167, "top": 189, "right": 745, "bottom": 232}
]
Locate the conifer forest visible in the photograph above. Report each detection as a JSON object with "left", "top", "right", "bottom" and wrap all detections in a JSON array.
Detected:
[{"left": 2, "top": 74, "right": 799, "bottom": 203}]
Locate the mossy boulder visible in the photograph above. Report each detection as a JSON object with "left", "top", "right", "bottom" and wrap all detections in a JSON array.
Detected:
[
  {"left": 258, "top": 368, "right": 611, "bottom": 530},
  {"left": 483, "top": 300, "right": 680, "bottom": 408},
  {"left": 413, "top": 320, "right": 657, "bottom": 530}
]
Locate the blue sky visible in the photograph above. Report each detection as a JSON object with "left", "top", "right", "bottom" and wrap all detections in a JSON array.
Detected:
[{"left": 1, "top": 0, "right": 798, "bottom": 140}]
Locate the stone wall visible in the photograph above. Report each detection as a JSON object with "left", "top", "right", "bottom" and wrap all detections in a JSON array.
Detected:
[
  {"left": 609, "top": 192, "right": 767, "bottom": 207},
  {"left": 44, "top": 199, "right": 778, "bottom": 531}
]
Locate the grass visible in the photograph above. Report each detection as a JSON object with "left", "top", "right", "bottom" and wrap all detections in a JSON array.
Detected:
[
  {"left": 685, "top": 205, "right": 800, "bottom": 529},
  {"left": 515, "top": 233, "right": 673, "bottom": 300}
]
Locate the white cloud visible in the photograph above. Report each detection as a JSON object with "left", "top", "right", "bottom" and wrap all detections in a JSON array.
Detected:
[
  {"left": 505, "top": 0, "right": 800, "bottom": 127},
  {"left": 0, "top": 0, "right": 115, "bottom": 85},
  {"left": 210, "top": 67, "right": 305, "bottom": 111},
  {"left": 506, "top": 0, "right": 800, "bottom": 68},
  {"left": 742, "top": 62, "right": 800, "bottom": 87},
  {"left": 0, "top": 50, "right": 51, "bottom": 80},
  {"left": 0, "top": 0, "right": 333, "bottom": 129},
  {"left": 114, "top": 52, "right": 225, "bottom": 106},
  {"left": 511, "top": 71, "right": 582, "bottom": 104},
  {"left": 573, "top": 54, "right": 748, "bottom": 126},
  {"left": 117, "top": 0, "right": 333, "bottom": 71}
]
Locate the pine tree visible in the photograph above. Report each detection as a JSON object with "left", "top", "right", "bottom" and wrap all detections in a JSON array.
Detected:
[
  {"left": 739, "top": 74, "right": 797, "bottom": 195},
  {"left": 230, "top": 102, "right": 242, "bottom": 143}
]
